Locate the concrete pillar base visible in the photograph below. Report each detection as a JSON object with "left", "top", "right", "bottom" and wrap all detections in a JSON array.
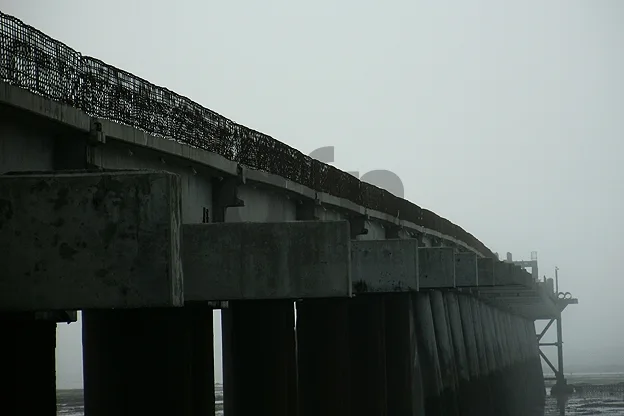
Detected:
[
  {"left": 296, "top": 298, "right": 350, "bottom": 416},
  {"left": 222, "top": 300, "right": 296, "bottom": 416},
  {"left": 349, "top": 295, "right": 388, "bottom": 416},
  {"left": 82, "top": 306, "right": 214, "bottom": 416},
  {"left": 2, "top": 313, "right": 56, "bottom": 415}
]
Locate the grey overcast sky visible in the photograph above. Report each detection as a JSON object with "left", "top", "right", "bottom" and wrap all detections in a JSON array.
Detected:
[{"left": 2, "top": 1, "right": 622, "bottom": 388}]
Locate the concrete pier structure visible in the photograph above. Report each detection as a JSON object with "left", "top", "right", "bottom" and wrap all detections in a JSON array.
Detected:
[
  {"left": 0, "top": 171, "right": 183, "bottom": 310},
  {"left": 0, "top": 11, "right": 578, "bottom": 416},
  {"left": 183, "top": 221, "right": 352, "bottom": 301}
]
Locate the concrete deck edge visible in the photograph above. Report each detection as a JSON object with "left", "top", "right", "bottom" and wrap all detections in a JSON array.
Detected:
[{"left": 0, "top": 81, "right": 486, "bottom": 257}]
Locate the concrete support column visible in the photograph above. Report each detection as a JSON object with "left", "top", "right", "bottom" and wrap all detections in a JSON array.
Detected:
[
  {"left": 384, "top": 293, "right": 425, "bottom": 416},
  {"left": 511, "top": 317, "right": 525, "bottom": 397},
  {"left": 511, "top": 313, "right": 531, "bottom": 415},
  {"left": 413, "top": 292, "right": 444, "bottom": 414},
  {"left": 297, "top": 298, "right": 350, "bottom": 416},
  {"left": 457, "top": 295, "right": 488, "bottom": 415},
  {"left": 521, "top": 317, "right": 540, "bottom": 413},
  {"left": 83, "top": 306, "right": 214, "bottom": 416},
  {"left": 501, "top": 313, "right": 520, "bottom": 415},
  {"left": 489, "top": 305, "right": 512, "bottom": 414},
  {"left": 474, "top": 299, "right": 504, "bottom": 414},
  {"left": 525, "top": 319, "right": 546, "bottom": 408},
  {"left": 515, "top": 315, "right": 546, "bottom": 415},
  {"left": 349, "top": 295, "right": 388, "bottom": 416},
  {"left": 187, "top": 304, "right": 217, "bottom": 416},
  {"left": 444, "top": 292, "right": 474, "bottom": 415},
  {"left": 222, "top": 300, "right": 296, "bottom": 416},
  {"left": 1, "top": 314, "right": 56, "bottom": 415},
  {"left": 466, "top": 296, "right": 494, "bottom": 414},
  {"left": 429, "top": 290, "right": 459, "bottom": 415},
  {"left": 490, "top": 308, "right": 515, "bottom": 415}
]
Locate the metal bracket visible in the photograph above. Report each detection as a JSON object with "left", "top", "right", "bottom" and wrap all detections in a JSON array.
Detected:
[
  {"left": 88, "top": 119, "right": 106, "bottom": 145},
  {"left": 212, "top": 176, "right": 245, "bottom": 222},
  {"left": 348, "top": 215, "right": 369, "bottom": 239},
  {"left": 385, "top": 223, "right": 404, "bottom": 239}
]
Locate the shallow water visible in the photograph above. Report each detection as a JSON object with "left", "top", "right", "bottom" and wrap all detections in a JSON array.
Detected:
[
  {"left": 56, "top": 388, "right": 224, "bottom": 415},
  {"left": 544, "top": 394, "right": 624, "bottom": 415},
  {"left": 543, "top": 373, "right": 624, "bottom": 415},
  {"left": 57, "top": 377, "right": 624, "bottom": 415}
]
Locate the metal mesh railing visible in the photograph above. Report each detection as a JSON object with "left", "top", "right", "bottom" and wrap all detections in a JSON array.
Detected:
[{"left": 0, "top": 11, "right": 493, "bottom": 257}]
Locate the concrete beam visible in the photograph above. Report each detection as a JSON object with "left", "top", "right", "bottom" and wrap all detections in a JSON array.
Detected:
[
  {"left": 495, "top": 262, "right": 535, "bottom": 287},
  {"left": 483, "top": 295, "right": 541, "bottom": 303},
  {"left": 419, "top": 248, "right": 455, "bottom": 288},
  {"left": 478, "top": 258, "right": 530, "bottom": 287},
  {"left": 351, "top": 239, "right": 418, "bottom": 293},
  {"left": 493, "top": 261, "right": 515, "bottom": 286},
  {"left": 477, "top": 258, "right": 495, "bottom": 286},
  {"left": 512, "top": 265, "right": 533, "bottom": 286},
  {"left": 183, "top": 221, "right": 351, "bottom": 301},
  {"left": 534, "top": 284, "right": 561, "bottom": 317},
  {"left": 474, "top": 286, "right": 538, "bottom": 293},
  {"left": 455, "top": 252, "right": 478, "bottom": 287},
  {"left": 0, "top": 170, "right": 183, "bottom": 311},
  {"left": 35, "top": 310, "right": 78, "bottom": 323}
]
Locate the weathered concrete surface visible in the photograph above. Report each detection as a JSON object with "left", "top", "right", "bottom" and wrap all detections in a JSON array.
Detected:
[
  {"left": 183, "top": 221, "right": 351, "bottom": 301},
  {"left": 0, "top": 170, "right": 183, "bottom": 311},
  {"left": 225, "top": 184, "right": 297, "bottom": 223},
  {"left": 476, "top": 258, "right": 531, "bottom": 288},
  {"left": 0, "top": 110, "right": 55, "bottom": 174},
  {"left": 351, "top": 239, "right": 418, "bottom": 293},
  {"left": 512, "top": 264, "right": 533, "bottom": 286},
  {"left": 477, "top": 258, "right": 495, "bottom": 286},
  {"left": 94, "top": 142, "right": 214, "bottom": 224},
  {"left": 455, "top": 252, "right": 478, "bottom": 287},
  {"left": 493, "top": 261, "right": 516, "bottom": 286},
  {"left": 419, "top": 248, "right": 455, "bottom": 288}
]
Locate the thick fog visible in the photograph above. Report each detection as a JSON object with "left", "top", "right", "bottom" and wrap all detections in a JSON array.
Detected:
[{"left": 2, "top": 0, "right": 622, "bottom": 388}]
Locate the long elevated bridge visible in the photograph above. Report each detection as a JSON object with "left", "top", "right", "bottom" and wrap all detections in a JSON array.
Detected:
[{"left": 0, "top": 11, "right": 577, "bottom": 416}]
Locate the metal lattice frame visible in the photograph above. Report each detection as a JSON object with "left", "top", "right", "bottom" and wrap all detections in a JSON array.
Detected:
[{"left": 0, "top": 10, "right": 494, "bottom": 257}]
